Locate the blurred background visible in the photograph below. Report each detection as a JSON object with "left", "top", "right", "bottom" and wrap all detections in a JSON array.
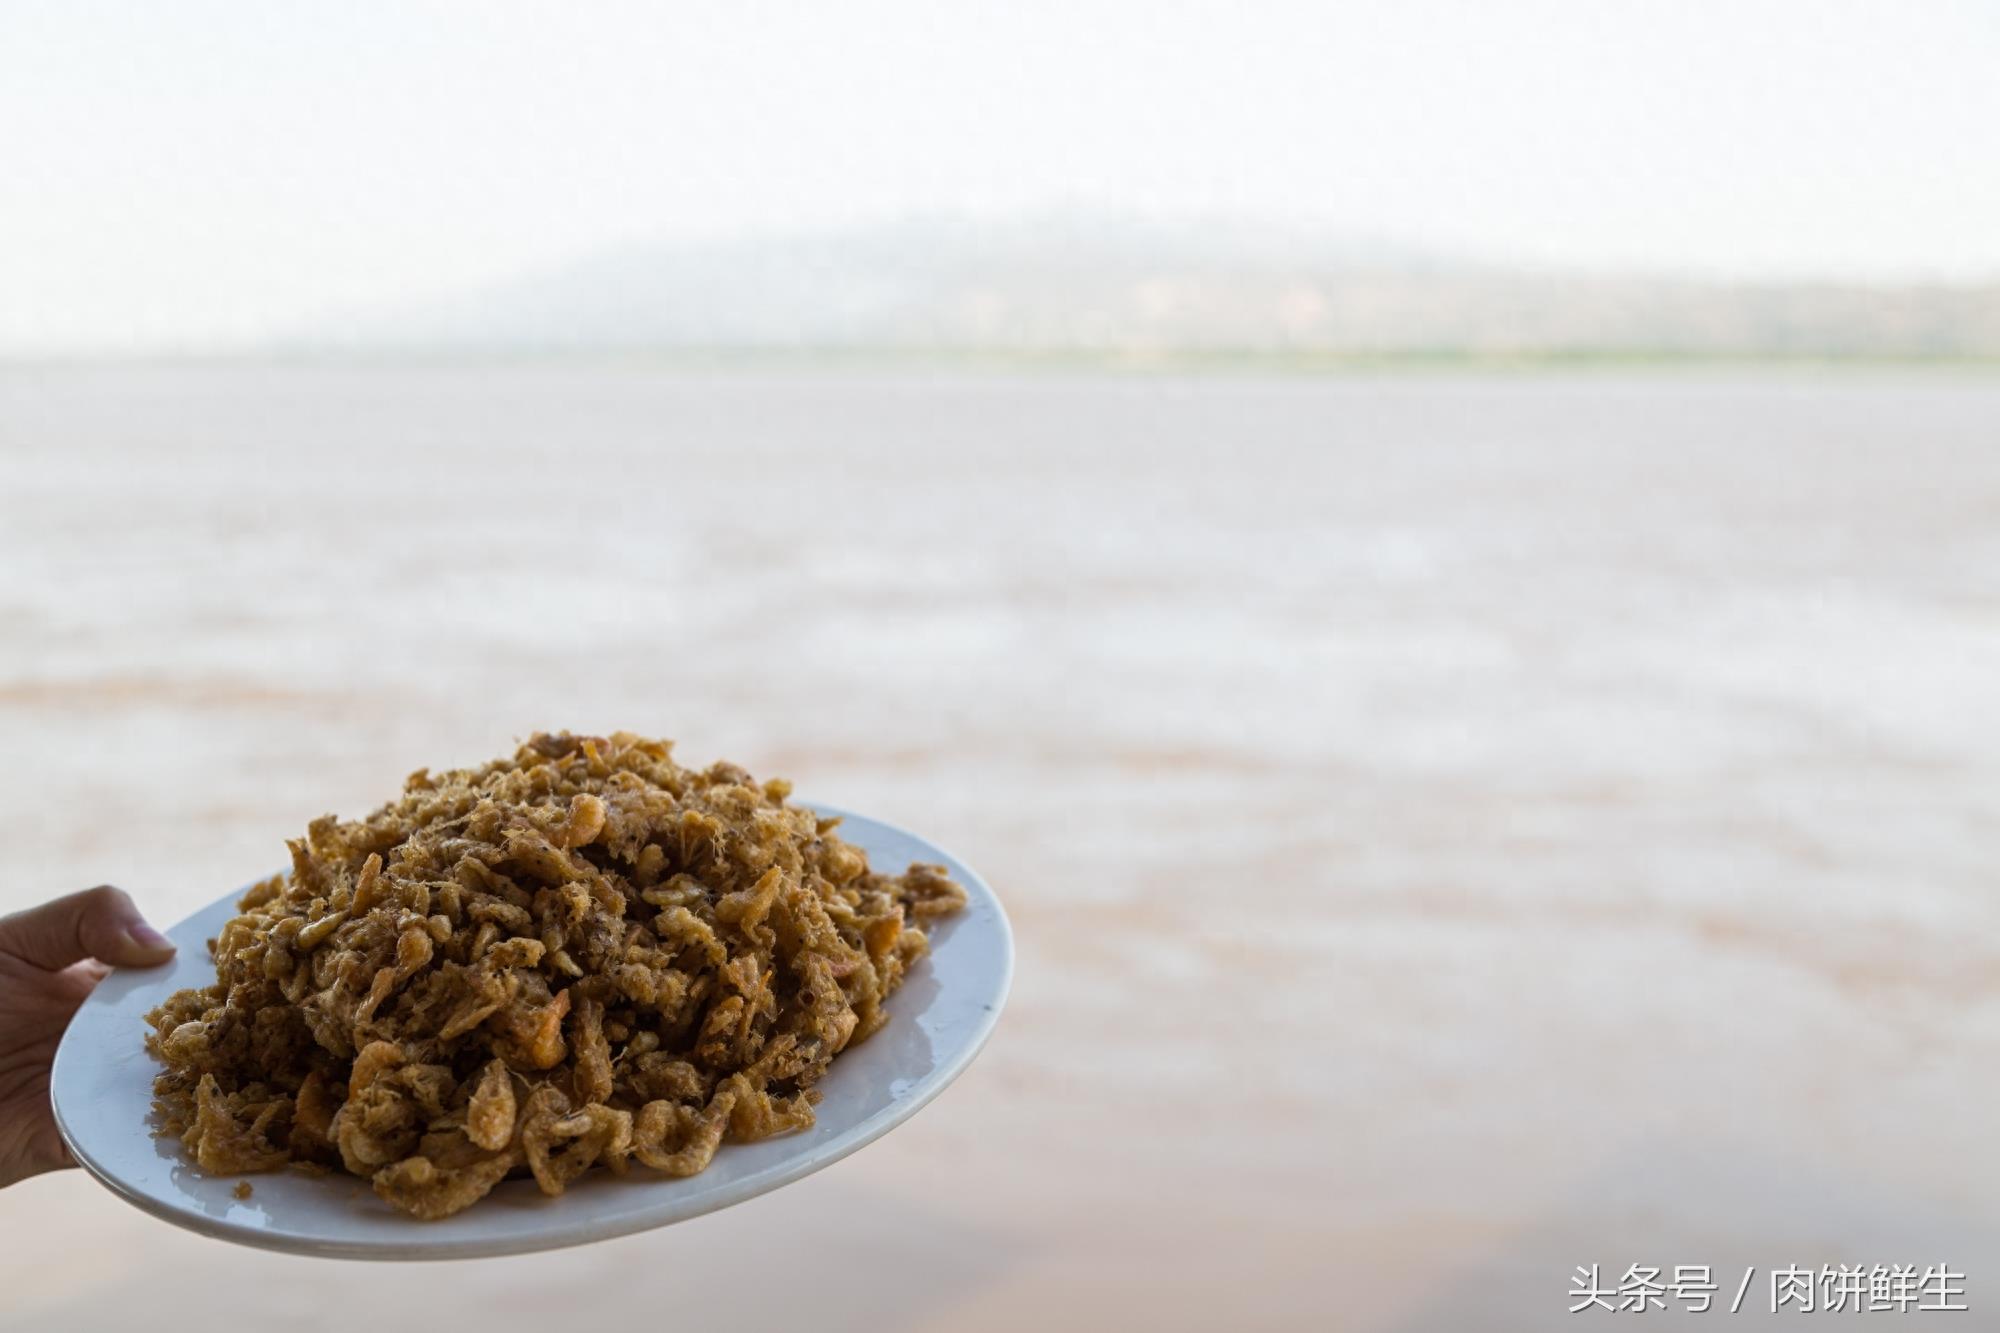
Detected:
[{"left": 3, "top": 3, "right": 1999, "bottom": 1329}]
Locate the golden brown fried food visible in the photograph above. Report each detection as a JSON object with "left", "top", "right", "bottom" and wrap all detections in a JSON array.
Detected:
[{"left": 144, "top": 732, "right": 964, "bottom": 1219}]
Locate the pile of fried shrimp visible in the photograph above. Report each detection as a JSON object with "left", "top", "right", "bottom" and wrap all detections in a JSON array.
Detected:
[{"left": 143, "top": 732, "right": 965, "bottom": 1220}]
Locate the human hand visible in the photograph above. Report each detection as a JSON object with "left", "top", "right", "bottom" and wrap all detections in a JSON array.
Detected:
[{"left": 0, "top": 886, "right": 175, "bottom": 1189}]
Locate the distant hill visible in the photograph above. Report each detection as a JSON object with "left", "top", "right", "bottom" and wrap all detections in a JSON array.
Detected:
[{"left": 292, "top": 218, "right": 2000, "bottom": 360}]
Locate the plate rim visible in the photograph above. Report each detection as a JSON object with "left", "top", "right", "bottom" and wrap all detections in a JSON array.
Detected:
[{"left": 50, "top": 801, "right": 1012, "bottom": 1260}]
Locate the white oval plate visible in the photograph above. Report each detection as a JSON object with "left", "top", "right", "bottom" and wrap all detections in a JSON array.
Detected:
[{"left": 50, "top": 804, "right": 1011, "bottom": 1260}]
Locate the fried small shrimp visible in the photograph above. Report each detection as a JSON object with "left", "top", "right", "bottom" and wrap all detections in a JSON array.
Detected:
[
  {"left": 464, "top": 1060, "right": 517, "bottom": 1152},
  {"left": 290, "top": 1070, "right": 339, "bottom": 1154},
  {"left": 571, "top": 995, "right": 613, "bottom": 1104},
  {"left": 630, "top": 1088, "right": 737, "bottom": 1177},
  {"left": 518, "top": 1085, "right": 632, "bottom": 1195},
  {"left": 187, "top": 1074, "right": 289, "bottom": 1174},
  {"left": 558, "top": 793, "right": 607, "bottom": 850},
  {"left": 144, "top": 732, "right": 963, "bottom": 1218},
  {"left": 492, "top": 983, "right": 570, "bottom": 1070},
  {"left": 373, "top": 1148, "right": 520, "bottom": 1221}
]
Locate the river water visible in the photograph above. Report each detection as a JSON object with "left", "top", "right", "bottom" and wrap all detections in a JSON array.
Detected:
[{"left": 2, "top": 366, "right": 1997, "bottom": 1329}]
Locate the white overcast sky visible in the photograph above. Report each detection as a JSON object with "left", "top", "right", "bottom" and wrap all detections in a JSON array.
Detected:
[{"left": 1, "top": 0, "right": 1996, "bottom": 352}]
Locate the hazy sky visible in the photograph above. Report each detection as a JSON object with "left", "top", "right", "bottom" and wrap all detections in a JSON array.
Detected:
[{"left": 2, "top": 0, "right": 1996, "bottom": 352}]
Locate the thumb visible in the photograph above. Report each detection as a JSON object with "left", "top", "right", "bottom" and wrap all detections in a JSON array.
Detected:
[{"left": 0, "top": 885, "right": 177, "bottom": 972}]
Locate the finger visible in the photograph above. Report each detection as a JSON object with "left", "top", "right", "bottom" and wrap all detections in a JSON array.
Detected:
[
  {"left": 47, "top": 958, "right": 113, "bottom": 1006},
  {"left": 0, "top": 885, "right": 176, "bottom": 972}
]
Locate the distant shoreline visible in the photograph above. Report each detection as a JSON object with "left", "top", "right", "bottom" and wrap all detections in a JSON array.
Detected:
[{"left": 6, "top": 347, "right": 2000, "bottom": 377}]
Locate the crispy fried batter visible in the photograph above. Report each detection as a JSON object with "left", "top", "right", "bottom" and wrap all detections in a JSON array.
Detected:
[{"left": 144, "top": 732, "right": 963, "bottom": 1219}]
